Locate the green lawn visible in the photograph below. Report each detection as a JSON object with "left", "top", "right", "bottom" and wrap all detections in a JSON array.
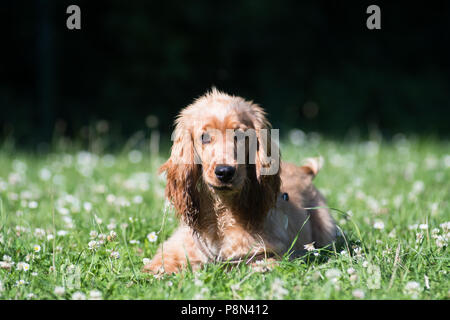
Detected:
[{"left": 0, "top": 134, "right": 449, "bottom": 300}]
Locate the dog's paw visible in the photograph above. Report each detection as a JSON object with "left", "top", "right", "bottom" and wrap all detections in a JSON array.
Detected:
[{"left": 142, "top": 256, "right": 181, "bottom": 275}]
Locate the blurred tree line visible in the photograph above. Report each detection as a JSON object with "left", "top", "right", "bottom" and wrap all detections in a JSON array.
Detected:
[{"left": 0, "top": 0, "right": 449, "bottom": 148}]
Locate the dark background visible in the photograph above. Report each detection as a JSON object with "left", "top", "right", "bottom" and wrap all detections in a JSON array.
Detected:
[{"left": 1, "top": 0, "right": 449, "bottom": 148}]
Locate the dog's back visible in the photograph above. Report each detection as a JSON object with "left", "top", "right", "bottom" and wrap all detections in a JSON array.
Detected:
[{"left": 263, "top": 159, "right": 336, "bottom": 256}]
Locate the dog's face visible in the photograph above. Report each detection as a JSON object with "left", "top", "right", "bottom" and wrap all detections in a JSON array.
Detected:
[
  {"left": 191, "top": 109, "right": 251, "bottom": 193},
  {"left": 160, "top": 89, "right": 281, "bottom": 226}
]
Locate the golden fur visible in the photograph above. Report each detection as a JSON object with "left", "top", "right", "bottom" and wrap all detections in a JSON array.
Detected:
[{"left": 143, "top": 89, "right": 336, "bottom": 274}]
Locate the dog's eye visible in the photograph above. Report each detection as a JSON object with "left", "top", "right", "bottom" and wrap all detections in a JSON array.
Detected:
[{"left": 201, "top": 132, "right": 211, "bottom": 144}]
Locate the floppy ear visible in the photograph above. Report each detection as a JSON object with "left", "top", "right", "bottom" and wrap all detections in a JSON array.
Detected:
[
  {"left": 159, "top": 115, "right": 201, "bottom": 226},
  {"left": 248, "top": 104, "right": 281, "bottom": 216}
]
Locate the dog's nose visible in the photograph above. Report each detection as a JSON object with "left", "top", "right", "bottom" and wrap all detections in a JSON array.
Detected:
[{"left": 214, "top": 165, "right": 236, "bottom": 183}]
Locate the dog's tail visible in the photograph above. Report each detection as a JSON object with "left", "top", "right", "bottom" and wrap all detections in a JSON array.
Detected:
[
  {"left": 299, "top": 157, "right": 324, "bottom": 183},
  {"left": 300, "top": 157, "right": 337, "bottom": 248}
]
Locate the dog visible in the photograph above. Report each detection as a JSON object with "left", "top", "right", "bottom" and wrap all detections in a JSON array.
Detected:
[{"left": 143, "top": 89, "right": 336, "bottom": 274}]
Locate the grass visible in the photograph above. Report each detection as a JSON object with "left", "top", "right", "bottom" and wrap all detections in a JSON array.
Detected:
[{"left": 0, "top": 133, "right": 449, "bottom": 300}]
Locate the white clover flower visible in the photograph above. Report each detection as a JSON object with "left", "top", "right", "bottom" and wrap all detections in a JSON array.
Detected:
[
  {"left": 352, "top": 289, "right": 365, "bottom": 299},
  {"left": 347, "top": 267, "right": 356, "bottom": 275},
  {"left": 95, "top": 215, "right": 103, "bottom": 224},
  {"left": 147, "top": 232, "right": 158, "bottom": 243},
  {"left": 28, "top": 201, "right": 38, "bottom": 209},
  {"left": 435, "top": 235, "right": 447, "bottom": 248},
  {"left": 353, "top": 247, "right": 363, "bottom": 257},
  {"left": 388, "top": 229, "right": 397, "bottom": 238},
  {"left": 89, "top": 290, "right": 102, "bottom": 300},
  {"left": 83, "top": 202, "right": 92, "bottom": 212},
  {"left": 39, "top": 168, "right": 52, "bottom": 181},
  {"left": 107, "top": 222, "right": 116, "bottom": 230},
  {"left": 89, "top": 230, "right": 98, "bottom": 239},
  {"left": 57, "top": 230, "right": 68, "bottom": 237},
  {"left": 88, "top": 240, "right": 99, "bottom": 250},
  {"left": 2, "top": 255, "right": 12, "bottom": 262},
  {"left": 440, "top": 222, "right": 450, "bottom": 232},
  {"left": 167, "top": 281, "right": 173, "bottom": 287},
  {"left": 71, "top": 291, "right": 86, "bottom": 300},
  {"left": 419, "top": 224, "right": 428, "bottom": 230},
  {"left": 110, "top": 251, "right": 120, "bottom": 259},
  {"left": 362, "top": 261, "right": 369, "bottom": 268},
  {"left": 194, "top": 279, "right": 204, "bottom": 287},
  {"left": 47, "top": 234, "right": 54, "bottom": 241},
  {"left": 304, "top": 242, "right": 315, "bottom": 252},
  {"left": 54, "top": 286, "right": 65, "bottom": 296},
  {"left": 252, "top": 259, "right": 272, "bottom": 273},
  {"left": 408, "top": 224, "right": 419, "bottom": 230},
  {"left": 98, "top": 233, "right": 106, "bottom": 240},
  {"left": 325, "top": 269, "right": 341, "bottom": 283},
  {"left": 412, "top": 180, "right": 425, "bottom": 194},
  {"left": 108, "top": 230, "right": 117, "bottom": 240},
  {"left": 271, "top": 278, "right": 288, "bottom": 299},
  {"left": 393, "top": 195, "right": 403, "bottom": 208},
  {"left": 289, "top": 129, "right": 305, "bottom": 146},
  {"left": 143, "top": 258, "right": 151, "bottom": 265},
  {"left": 16, "top": 279, "right": 28, "bottom": 286},
  {"left": 129, "top": 239, "right": 140, "bottom": 244},
  {"left": 404, "top": 281, "right": 422, "bottom": 298},
  {"left": 133, "top": 195, "right": 143, "bottom": 204},
  {"left": 106, "top": 194, "right": 116, "bottom": 204},
  {"left": 58, "top": 207, "right": 70, "bottom": 215},
  {"left": 373, "top": 220, "right": 385, "bottom": 230},
  {"left": 116, "top": 197, "right": 130, "bottom": 207},
  {"left": 34, "top": 228, "right": 46, "bottom": 238},
  {"left": 366, "top": 264, "right": 381, "bottom": 289},
  {"left": 416, "top": 232, "right": 424, "bottom": 243},
  {"left": 33, "top": 244, "right": 41, "bottom": 253}
]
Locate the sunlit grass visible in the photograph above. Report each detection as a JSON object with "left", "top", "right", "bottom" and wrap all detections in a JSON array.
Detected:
[{"left": 0, "top": 133, "right": 449, "bottom": 299}]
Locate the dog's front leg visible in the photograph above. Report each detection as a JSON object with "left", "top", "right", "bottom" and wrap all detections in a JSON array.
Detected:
[
  {"left": 142, "top": 225, "right": 205, "bottom": 274},
  {"left": 218, "top": 226, "right": 266, "bottom": 261}
]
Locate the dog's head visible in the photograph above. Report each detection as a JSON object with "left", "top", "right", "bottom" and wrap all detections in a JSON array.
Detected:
[{"left": 160, "top": 89, "right": 281, "bottom": 227}]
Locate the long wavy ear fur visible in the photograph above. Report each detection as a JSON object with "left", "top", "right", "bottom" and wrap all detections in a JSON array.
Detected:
[
  {"left": 159, "top": 115, "right": 201, "bottom": 227},
  {"left": 241, "top": 103, "right": 281, "bottom": 227}
]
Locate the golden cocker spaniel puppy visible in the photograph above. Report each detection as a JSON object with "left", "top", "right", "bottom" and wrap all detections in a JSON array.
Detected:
[{"left": 143, "top": 89, "right": 336, "bottom": 274}]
